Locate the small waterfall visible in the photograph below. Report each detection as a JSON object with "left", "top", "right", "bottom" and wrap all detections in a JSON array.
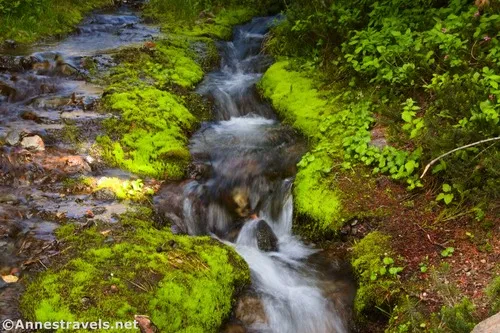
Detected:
[{"left": 155, "top": 16, "right": 350, "bottom": 333}]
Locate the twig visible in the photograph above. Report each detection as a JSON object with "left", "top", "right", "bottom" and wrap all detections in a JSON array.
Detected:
[
  {"left": 414, "top": 223, "right": 447, "bottom": 249},
  {"left": 420, "top": 136, "right": 500, "bottom": 178},
  {"left": 38, "top": 259, "right": 48, "bottom": 270}
]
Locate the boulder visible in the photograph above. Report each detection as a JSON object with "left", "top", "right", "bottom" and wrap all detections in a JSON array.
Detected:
[
  {"left": 256, "top": 220, "right": 278, "bottom": 252},
  {"left": 471, "top": 312, "right": 500, "bottom": 333}
]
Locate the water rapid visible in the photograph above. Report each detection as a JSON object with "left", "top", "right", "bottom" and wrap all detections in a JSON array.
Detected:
[{"left": 156, "top": 17, "right": 351, "bottom": 333}]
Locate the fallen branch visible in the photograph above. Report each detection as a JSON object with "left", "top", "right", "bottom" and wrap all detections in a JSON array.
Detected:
[{"left": 420, "top": 136, "right": 500, "bottom": 178}]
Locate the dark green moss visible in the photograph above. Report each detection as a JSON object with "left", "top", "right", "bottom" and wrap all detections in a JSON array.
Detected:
[
  {"left": 0, "top": 0, "right": 114, "bottom": 44},
  {"left": 350, "top": 231, "right": 402, "bottom": 317}
]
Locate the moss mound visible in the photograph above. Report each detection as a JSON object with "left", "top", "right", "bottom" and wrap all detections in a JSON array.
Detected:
[
  {"left": 21, "top": 209, "right": 250, "bottom": 333},
  {"left": 350, "top": 231, "right": 402, "bottom": 317},
  {"left": 96, "top": 39, "right": 208, "bottom": 180}
]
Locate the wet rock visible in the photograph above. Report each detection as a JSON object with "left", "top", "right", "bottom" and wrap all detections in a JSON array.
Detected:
[
  {"left": 235, "top": 294, "right": 267, "bottom": 326},
  {"left": 222, "top": 323, "right": 246, "bottom": 333},
  {"left": 5, "top": 130, "right": 21, "bottom": 146},
  {"left": 0, "top": 279, "right": 6, "bottom": 290},
  {"left": 92, "top": 188, "right": 116, "bottom": 201},
  {"left": 92, "top": 206, "right": 107, "bottom": 215},
  {"left": 0, "top": 194, "right": 19, "bottom": 204},
  {"left": 0, "top": 81, "right": 17, "bottom": 101},
  {"left": 20, "top": 135, "right": 45, "bottom": 151},
  {"left": 20, "top": 110, "right": 43, "bottom": 123},
  {"left": 256, "top": 220, "right": 278, "bottom": 252},
  {"left": 187, "top": 162, "right": 211, "bottom": 180},
  {"left": 471, "top": 312, "right": 500, "bottom": 333},
  {"left": 4, "top": 40, "right": 16, "bottom": 48},
  {"left": 0, "top": 55, "right": 35, "bottom": 71}
]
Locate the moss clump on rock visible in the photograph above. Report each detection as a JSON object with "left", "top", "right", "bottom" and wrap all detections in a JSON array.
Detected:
[
  {"left": 350, "top": 231, "right": 401, "bottom": 316},
  {"left": 96, "top": 38, "right": 209, "bottom": 180},
  {"left": 21, "top": 208, "right": 250, "bottom": 333}
]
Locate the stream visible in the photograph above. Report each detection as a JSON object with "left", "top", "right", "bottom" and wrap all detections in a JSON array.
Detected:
[
  {"left": 0, "top": 3, "right": 354, "bottom": 333},
  {"left": 156, "top": 16, "right": 355, "bottom": 333}
]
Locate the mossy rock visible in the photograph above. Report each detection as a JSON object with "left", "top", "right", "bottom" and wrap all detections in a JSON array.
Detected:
[
  {"left": 351, "top": 231, "right": 401, "bottom": 317},
  {"left": 21, "top": 208, "right": 250, "bottom": 333}
]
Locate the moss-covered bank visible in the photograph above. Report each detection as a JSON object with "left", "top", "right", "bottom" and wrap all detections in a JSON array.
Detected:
[
  {"left": 21, "top": 208, "right": 250, "bottom": 332},
  {"left": 0, "top": 0, "right": 114, "bottom": 44}
]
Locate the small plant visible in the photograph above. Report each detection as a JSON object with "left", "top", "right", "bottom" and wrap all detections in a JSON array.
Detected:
[
  {"left": 419, "top": 256, "right": 429, "bottom": 273},
  {"left": 440, "top": 247, "right": 455, "bottom": 258},
  {"left": 436, "top": 183, "right": 454, "bottom": 205}
]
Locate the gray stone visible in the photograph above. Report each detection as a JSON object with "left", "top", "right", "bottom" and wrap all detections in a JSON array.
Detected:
[
  {"left": 5, "top": 130, "right": 21, "bottom": 146},
  {"left": 471, "top": 312, "right": 500, "bottom": 333}
]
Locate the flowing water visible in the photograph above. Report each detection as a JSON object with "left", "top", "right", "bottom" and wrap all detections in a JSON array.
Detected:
[{"left": 156, "top": 17, "right": 354, "bottom": 333}]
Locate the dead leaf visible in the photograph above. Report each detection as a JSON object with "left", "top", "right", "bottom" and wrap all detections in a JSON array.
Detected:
[
  {"left": 2, "top": 275, "right": 19, "bottom": 283},
  {"left": 100, "top": 229, "right": 111, "bottom": 236}
]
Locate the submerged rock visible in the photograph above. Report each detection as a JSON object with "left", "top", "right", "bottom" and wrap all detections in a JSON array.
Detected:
[
  {"left": 256, "top": 219, "right": 278, "bottom": 252},
  {"left": 5, "top": 130, "right": 21, "bottom": 146},
  {"left": 235, "top": 294, "right": 268, "bottom": 327}
]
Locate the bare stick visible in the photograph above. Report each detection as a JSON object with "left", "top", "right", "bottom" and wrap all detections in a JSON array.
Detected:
[{"left": 420, "top": 136, "right": 500, "bottom": 179}]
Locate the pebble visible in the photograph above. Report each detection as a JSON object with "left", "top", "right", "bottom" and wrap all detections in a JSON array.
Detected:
[{"left": 480, "top": 259, "right": 486, "bottom": 264}]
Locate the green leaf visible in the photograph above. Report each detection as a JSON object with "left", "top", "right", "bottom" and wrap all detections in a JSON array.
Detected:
[
  {"left": 442, "top": 183, "right": 452, "bottom": 192},
  {"left": 389, "top": 267, "right": 403, "bottom": 275},
  {"left": 383, "top": 257, "right": 394, "bottom": 265}
]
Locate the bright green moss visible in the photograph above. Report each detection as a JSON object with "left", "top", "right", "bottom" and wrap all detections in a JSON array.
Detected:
[
  {"left": 21, "top": 209, "right": 250, "bottom": 333},
  {"left": 293, "top": 150, "right": 343, "bottom": 237},
  {"left": 98, "top": 87, "right": 196, "bottom": 179},
  {"left": 351, "top": 231, "right": 399, "bottom": 316},
  {"left": 260, "top": 61, "right": 346, "bottom": 236},
  {"left": 259, "top": 61, "right": 328, "bottom": 140}
]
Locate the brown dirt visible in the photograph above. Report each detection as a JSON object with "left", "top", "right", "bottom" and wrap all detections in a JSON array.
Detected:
[{"left": 336, "top": 165, "right": 499, "bottom": 327}]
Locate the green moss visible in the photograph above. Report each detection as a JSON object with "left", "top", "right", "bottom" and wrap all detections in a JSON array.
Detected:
[
  {"left": 485, "top": 276, "right": 500, "bottom": 314},
  {"left": 0, "top": 0, "right": 114, "bottom": 44},
  {"left": 351, "top": 231, "right": 401, "bottom": 316},
  {"left": 97, "top": 86, "right": 196, "bottom": 179},
  {"left": 94, "top": 177, "right": 154, "bottom": 201},
  {"left": 439, "top": 298, "right": 477, "bottom": 333},
  {"left": 259, "top": 61, "right": 328, "bottom": 140},
  {"left": 293, "top": 150, "right": 343, "bottom": 238},
  {"left": 21, "top": 208, "right": 250, "bottom": 333},
  {"left": 182, "top": 8, "right": 256, "bottom": 40}
]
